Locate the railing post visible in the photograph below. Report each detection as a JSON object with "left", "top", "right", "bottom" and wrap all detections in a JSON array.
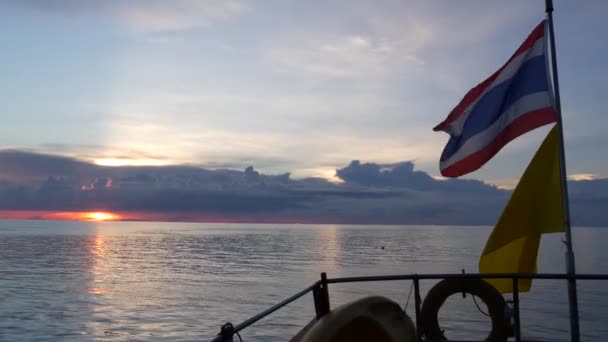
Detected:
[
  {"left": 313, "top": 273, "right": 331, "bottom": 319},
  {"left": 413, "top": 276, "right": 422, "bottom": 342},
  {"left": 321, "top": 272, "right": 331, "bottom": 312},
  {"left": 312, "top": 283, "right": 322, "bottom": 319},
  {"left": 512, "top": 277, "right": 522, "bottom": 342},
  {"left": 214, "top": 322, "right": 236, "bottom": 342}
]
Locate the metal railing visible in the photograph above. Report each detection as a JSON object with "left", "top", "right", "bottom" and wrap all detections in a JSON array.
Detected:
[{"left": 211, "top": 272, "right": 608, "bottom": 342}]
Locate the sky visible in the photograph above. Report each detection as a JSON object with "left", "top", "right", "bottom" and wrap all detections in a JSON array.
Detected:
[{"left": 1, "top": 1, "right": 607, "bottom": 224}]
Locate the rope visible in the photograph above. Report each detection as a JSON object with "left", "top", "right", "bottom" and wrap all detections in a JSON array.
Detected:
[
  {"left": 404, "top": 280, "right": 414, "bottom": 312},
  {"left": 561, "top": 237, "right": 569, "bottom": 250},
  {"left": 472, "top": 295, "right": 490, "bottom": 317}
]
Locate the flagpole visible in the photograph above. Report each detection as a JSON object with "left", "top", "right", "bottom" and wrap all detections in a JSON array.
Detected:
[{"left": 545, "top": 1, "right": 580, "bottom": 341}]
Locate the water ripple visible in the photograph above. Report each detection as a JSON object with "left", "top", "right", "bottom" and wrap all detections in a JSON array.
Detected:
[{"left": 0, "top": 221, "right": 606, "bottom": 341}]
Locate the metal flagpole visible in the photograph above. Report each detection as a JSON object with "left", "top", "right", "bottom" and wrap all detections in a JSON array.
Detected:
[{"left": 545, "top": 1, "right": 580, "bottom": 341}]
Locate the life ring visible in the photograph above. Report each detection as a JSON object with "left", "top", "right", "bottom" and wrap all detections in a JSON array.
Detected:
[{"left": 420, "top": 279, "right": 507, "bottom": 341}]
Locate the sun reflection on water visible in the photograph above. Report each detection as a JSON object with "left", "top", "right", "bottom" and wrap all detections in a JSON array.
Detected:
[
  {"left": 87, "top": 233, "right": 107, "bottom": 295},
  {"left": 319, "top": 224, "right": 341, "bottom": 273},
  {"left": 92, "top": 235, "right": 105, "bottom": 257}
]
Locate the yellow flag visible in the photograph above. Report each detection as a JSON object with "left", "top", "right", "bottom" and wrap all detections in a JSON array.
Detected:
[{"left": 479, "top": 126, "right": 564, "bottom": 293}]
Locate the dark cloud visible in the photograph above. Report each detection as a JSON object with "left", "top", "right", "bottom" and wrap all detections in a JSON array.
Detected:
[
  {"left": 0, "top": 150, "right": 606, "bottom": 226},
  {"left": 200, "top": 156, "right": 294, "bottom": 170},
  {"left": 337, "top": 161, "right": 434, "bottom": 188},
  {"left": 0, "top": 150, "right": 97, "bottom": 183},
  {"left": 568, "top": 179, "right": 608, "bottom": 226},
  {"left": 336, "top": 160, "right": 501, "bottom": 195}
]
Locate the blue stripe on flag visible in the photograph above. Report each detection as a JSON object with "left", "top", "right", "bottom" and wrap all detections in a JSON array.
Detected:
[{"left": 440, "top": 56, "right": 550, "bottom": 162}]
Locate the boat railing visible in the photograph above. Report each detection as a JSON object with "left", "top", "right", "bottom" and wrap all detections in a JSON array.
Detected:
[{"left": 210, "top": 272, "right": 608, "bottom": 342}]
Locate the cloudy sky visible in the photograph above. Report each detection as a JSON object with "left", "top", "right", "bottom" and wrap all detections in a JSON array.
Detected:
[{"left": 1, "top": 1, "right": 607, "bottom": 224}]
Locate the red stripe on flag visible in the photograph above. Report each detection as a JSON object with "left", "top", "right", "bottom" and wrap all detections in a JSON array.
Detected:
[
  {"left": 434, "top": 21, "right": 546, "bottom": 132},
  {"left": 440, "top": 107, "right": 557, "bottom": 177}
]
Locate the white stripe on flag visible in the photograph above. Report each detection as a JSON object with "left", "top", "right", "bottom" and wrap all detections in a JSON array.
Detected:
[
  {"left": 447, "top": 38, "right": 546, "bottom": 136},
  {"left": 440, "top": 91, "right": 553, "bottom": 170}
]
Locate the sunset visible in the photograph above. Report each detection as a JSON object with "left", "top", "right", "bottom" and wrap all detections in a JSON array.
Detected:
[
  {"left": 0, "top": 210, "right": 124, "bottom": 222},
  {"left": 0, "top": 0, "right": 606, "bottom": 226},
  {"left": 2, "top": 1, "right": 608, "bottom": 341},
  {"left": 81, "top": 212, "right": 121, "bottom": 222}
]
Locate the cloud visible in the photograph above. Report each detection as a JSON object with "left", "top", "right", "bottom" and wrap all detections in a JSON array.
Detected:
[
  {"left": 81, "top": 177, "right": 112, "bottom": 191},
  {"left": 5, "top": 0, "right": 607, "bottom": 199},
  {"left": 264, "top": 33, "right": 425, "bottom": 79},
  {"left": 0, "top": 149, "right": 94, "bottom": 181},
  {"left": 117, "top": 0, "right": 248, "bottom": 32},
  {"left": 1, "top": 150, "right": 606, "bottom": 226},
  {"left": 260, "top": 1, "right": 532, "bottom": 87},
  {"left": 568, "top": 173, "right": 599, "bottom": 181},
  {"left": 336, "top": 160, "right": 501, "bottom": 195},
  {"left": 40, "top": 143, "right": 170, "bottom": 162},
  {"left": 10, "top": 0, "right": 249, "bottom": 32}
]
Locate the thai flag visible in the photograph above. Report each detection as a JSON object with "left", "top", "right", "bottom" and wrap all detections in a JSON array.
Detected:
[{"left": 434, "top": 20, "right": 557, "bottom": 177}]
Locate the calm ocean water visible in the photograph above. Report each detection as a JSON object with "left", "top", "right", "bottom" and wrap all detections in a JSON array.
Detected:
[{"left": 1, "top": 220, "right": 606, "bottom": 341}]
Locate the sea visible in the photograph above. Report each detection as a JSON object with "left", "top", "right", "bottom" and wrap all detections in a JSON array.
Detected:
[{"left": 1, "top": 220, "right": 606, "bottom": 341}]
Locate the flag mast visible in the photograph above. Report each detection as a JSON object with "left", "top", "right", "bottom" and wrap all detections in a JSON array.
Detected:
[{"left": 545, "top": 0, "right": 580, "bottom": 341}]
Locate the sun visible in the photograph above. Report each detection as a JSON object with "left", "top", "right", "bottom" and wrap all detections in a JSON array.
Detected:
[{"left": 82, "top": 212, "right": 121, "bottom": 221}]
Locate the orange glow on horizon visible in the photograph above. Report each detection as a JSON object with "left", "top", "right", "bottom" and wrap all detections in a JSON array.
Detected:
[
  {"left": 0, "top": 210, "right": 325, "bottom": 224},
  {"left": 81, "top": 212, "right": 121, "bottom": 221}
]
